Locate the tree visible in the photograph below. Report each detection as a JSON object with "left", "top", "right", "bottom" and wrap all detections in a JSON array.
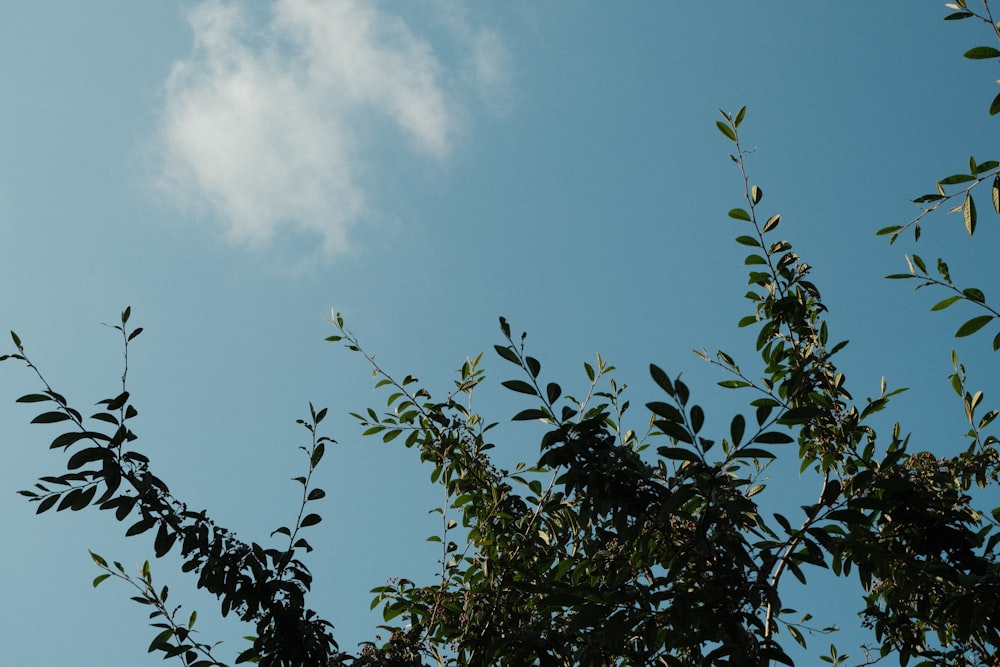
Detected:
[{"left": 5, "top": 3, "right": 1000, "bottom": 666}]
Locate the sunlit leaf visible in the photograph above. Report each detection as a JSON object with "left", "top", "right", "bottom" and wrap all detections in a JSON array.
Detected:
[
  {"left": 716, "top": 120, "right": 736, "bottom": 141},
  {"left": 964, "top": 193, "right": 977, "bottom": 235},
  {"left": 734, "top": 105, "right": 746, "bottom": 127},
  {"left": 930, "top": 296, "right": 962, "bottom": 311},
  {"left": 939, "top": 173, "right": 975, "bottom": 185}
]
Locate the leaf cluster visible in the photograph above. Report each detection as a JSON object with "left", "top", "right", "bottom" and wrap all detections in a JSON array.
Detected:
[{"left": 10, "top": 309, "right": 342, "bottom": 667}]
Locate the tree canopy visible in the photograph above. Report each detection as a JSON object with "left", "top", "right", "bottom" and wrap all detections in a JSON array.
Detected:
[{"left": 6, "top": 3, "right": 1000, "bottom": 666}]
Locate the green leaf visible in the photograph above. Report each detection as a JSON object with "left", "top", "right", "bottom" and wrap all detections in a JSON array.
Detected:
[
  {"left": 730, "top": 414, "right": 746, "bottom": 447},
  {"left": 655, "top": 420, "right": 693, "bottom": 445},
  {"left": 728, "top": 208, "right": 751, "bottom": 221},
  {"left": 92, "top": 573, "right": 112, "bottom": 588},
  {"left": 154, "top": 524, "right": 177, "bottom": 558},
  {"left": 964, "top": 193, "right": 976, "bottom": 235},
  {"left": 930, "top": 296, "right": 962, "bottom": 311},
  {"left": 512, "top": 408, "right": 549, "bottom": 421},
  {"left": 734, "top": 447, "right": 776, "bottom": 460},
  {"left": 311, "top": 441, "right": 325, "bottom": 466},
  {"left": 689, "top": 405, "right": 705, "bottom": 433},
  {"left": 502, "top": 379, "right": 537, "bottom": 396},
  {"left": 734, "top": 106, "right": 746, "bottom": 128},
  {"left": 964, "top": 46, "right": 1000, "bottom": 59},
  {"left": 91, "top": 413, "right": 118, "bottom": 425},
  {"left": 68, "top": 485, "right": 96, "bottom": 511},
  {"left": 753, "top": 431, "right": 794, "bottom": 444},
  {"left": 382, "top": 602, "right": 406, "bottom": 622},
  {"left": 126, "top": 518, "right": 155, "bottom": 537},
  {"left": 991, "top": 92, "right": 1000, "bottom": 116},
  {"left": 31, "top": 411, "right": 72, "bottom": 424},
  {"left": 735, "top": 235, "right": 760, "bottom": 247},
  {"left": 778, "top": 407, "right": 823, "bottom": 424},
  {"left": 493, "top": 345, "right": 520, "bottom": 365},
  {"left": 649, "top": 364, "right": 674, "bottom": 395},
  {"left": 17, "top": 393, "right": 51, "bottom": 403},
  {"left": 647, "top": 401, "right": 683, "bottom": 422},
  {"left": 301, "top": 513, "right": 322, "bottom": 527},
  {"left": 762, "top": 214, "right": 781, "bottom": 233},
  {"left": 67, "top": 447, "right": 110, "bottom": 470},
  {"left": 716, "top": 120, "right": 736, "bottom": 142},
  {"left": 956, "top": 315, "right": 993, "bottom": 337},
  {"left": 787, "top": 624, "right": 806, "bottom": 649},
  {"left": 148, "top": 628, "right": 173, "bottom": 652},
  {"left": 876, "top": 225, "right": 903, "bottom": 237},
  {"left": 657, "top": 445, "right": 700, "bottom": 462},
  {"left": 718, "top": 379, "right": 751, "bottom": 389},
  {"left": 36, "top": 494, "right": 59, "bottom": 514},
  {"left": 937, "top": 257, "right": 952, "bottom": 282},
  {"left": 939, "top": 173, "right": 975, "bottom": 185},
  {"left": 962, "top": 287, "right": 985, "bottom": 303},
  {"left": 674, "top": 379, "right": 690, "bottom": 405},
  {"left": 993, "top": 174, "right": 1000, "bottom": 211}
]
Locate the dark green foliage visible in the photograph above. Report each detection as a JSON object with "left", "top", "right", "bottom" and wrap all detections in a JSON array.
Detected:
[
  {"left": 6, "top": 5, "right": 1000, "bottom": 667},
  {"left": 11, "top": 312, "right": 339, "bottom": 667}
]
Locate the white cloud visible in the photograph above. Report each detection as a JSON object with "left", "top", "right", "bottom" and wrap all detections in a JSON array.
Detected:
[
  {"left": 155, "top": 0, "right": 512, "bottom": 259},
  {"left": 433, "top": 0, "right": 515, "bottom": 116}
]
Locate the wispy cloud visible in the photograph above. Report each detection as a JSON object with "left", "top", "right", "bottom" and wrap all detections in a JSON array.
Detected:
[{"left": 155, "top": 0, "right": 512, "bottom": 259}]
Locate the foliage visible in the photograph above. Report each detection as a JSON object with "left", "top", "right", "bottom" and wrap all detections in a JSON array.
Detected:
[{"left": 6, "top": 4, "right": 1000, "bottom": 667}]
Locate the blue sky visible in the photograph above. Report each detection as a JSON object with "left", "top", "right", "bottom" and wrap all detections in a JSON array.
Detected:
[{"left": 3, "top": 2, "right": 999, "bottom": 664}]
